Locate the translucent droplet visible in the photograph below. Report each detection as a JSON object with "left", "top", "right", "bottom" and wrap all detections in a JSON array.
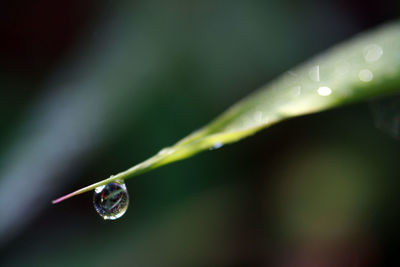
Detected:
[
  {"left": 359, "top": 69, "right": 373, "bottom": 82},
  {"left": 363, "top": 44, "right": 383, "bottom": 63},
  {"left": 209, "top": 142, "right": 223, "bottom": 150},
  {"left": 317, "top": 86, "right": 332, "bottom": 96},
  {"left": 93, "top": 182, "right": 129, "bottom": 220}
]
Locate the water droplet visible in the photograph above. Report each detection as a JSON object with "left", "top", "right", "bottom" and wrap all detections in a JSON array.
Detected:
[
  {"left": 209, "top": 142, "right": 223, "bottom": 150},
  {"left": 363, "top": 44, "right": 383, "bottom": 63},
  {"left": 359, "top": 69, "right": 373, "bottom": 82},
  {"left": 317, "top": 86, "right": 332, "bottom": 96},
  {"left": 93, "top": 181, "right": 129, "bottom": 220}
]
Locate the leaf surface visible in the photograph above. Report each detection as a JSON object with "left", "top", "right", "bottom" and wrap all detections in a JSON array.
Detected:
[{"left": 53, "top": 21, "right": 400, "bottom": 203}]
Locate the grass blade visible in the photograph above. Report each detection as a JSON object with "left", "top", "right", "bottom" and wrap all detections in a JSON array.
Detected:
[{"left": 53, "top": 20, "right": 400, "bottom": 203}]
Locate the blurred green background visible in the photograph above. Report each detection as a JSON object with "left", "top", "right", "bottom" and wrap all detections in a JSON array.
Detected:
[{"left": 1, "top": 1, "right": 400, "bottom": 266}]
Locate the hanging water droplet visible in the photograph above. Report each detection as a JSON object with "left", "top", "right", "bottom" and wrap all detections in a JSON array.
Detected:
[{"left": 93, "top": 181, "right": 129, "bottom": 220}]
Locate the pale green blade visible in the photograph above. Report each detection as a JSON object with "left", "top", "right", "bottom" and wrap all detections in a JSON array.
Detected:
[{"left": 53, "top": 20, "right": 400, "bottom": 203}]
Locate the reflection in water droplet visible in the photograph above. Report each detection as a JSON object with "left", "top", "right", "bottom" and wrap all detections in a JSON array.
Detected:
[
  {"left": 359, "top": 69, "right": 373, "bottom": 82},
  {"left": 93, "top": 181, "right": 129, "bottom": 220},
  {"left": 317, "top": 86, "right": 332, "bottom": 96},
  {"left": 309, "top": 65, "right": 320, "bottom": 82},
  {"left": 363, "top": 44, "right": 383, "bottom": 63}
]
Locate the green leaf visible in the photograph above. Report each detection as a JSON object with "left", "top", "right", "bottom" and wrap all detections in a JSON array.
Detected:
[{"left": 53, "top": 20, "right": 400, "bottom": 203}]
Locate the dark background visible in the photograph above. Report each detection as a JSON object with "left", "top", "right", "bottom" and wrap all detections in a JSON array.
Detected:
[{"left": 0, "top": 1, "right": 399, "bottom": 266}]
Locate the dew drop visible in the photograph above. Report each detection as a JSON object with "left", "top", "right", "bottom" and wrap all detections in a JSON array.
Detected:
[
  {"left": 363, "top": 44, "right": 383, "bottom": 63},
  {"left": 209, "top": 142, "right": 223, "bottom": 150},
  {"left": 317, "top": 86, "right": 332, "bottom": 96},
  {"left": 359, "top": 69, "right": 373, "bottom": 82},
  {"left": 93, "top": 181, "right": 129, "bottom": 220}
]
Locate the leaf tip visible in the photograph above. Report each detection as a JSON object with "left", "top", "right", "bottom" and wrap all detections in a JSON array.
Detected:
[{"left": 51, "top": 192, "right": 77, "bottom": 204}]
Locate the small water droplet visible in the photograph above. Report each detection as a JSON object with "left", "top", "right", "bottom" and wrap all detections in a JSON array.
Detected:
[
  {"left": 209, "top": 142, "right": 223, "bottom": 150},
  {"left": 317, "top": 86, "right": 332, "bottom": 96},
  {"left": 359, "top": 69, "right": 373, "bottom": 82},
  {"left": 93, "top": 182, "right": 129, "bottom": 220},
  {"left": 363, "top": 44, "right": 383, "bottom": 63}
]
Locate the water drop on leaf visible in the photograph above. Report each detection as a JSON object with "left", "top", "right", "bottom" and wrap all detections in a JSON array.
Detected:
[
  {"left": 93, "top": 182, "right": 129, "bottom": 220},
  {"left": 209, "top": 142, "right": 223, "bottom": 150}
]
